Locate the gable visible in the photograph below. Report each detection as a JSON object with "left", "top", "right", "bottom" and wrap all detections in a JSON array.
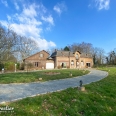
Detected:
[
  {"left": 24, "top": 50, "right": 49, "bottom": 60},
  {"left": 74, "top": 51, "right": 81, "bottom": 59}
]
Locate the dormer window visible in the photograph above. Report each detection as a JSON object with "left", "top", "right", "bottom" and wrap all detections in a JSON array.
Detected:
[
  {"left": 40, "top": 53, "right": 43, "bottom": 57},
  {"left": 76, "top": 54, "right": 79, "bottom": 59}
]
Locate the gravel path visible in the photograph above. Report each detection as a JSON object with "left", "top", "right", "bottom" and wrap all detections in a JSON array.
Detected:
[{"left": 0, "top": 69, "right": 108, "bottom": 104}]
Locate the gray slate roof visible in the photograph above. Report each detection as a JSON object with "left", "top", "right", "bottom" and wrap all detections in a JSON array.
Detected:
[
  {"left": 51, "top": 50, "right": 92, "bottom": 58},
  {"left": 51, "top": 50, "right": 74, "bottom": 57},
  {"left": 80, "top": 53, "right": 92, "bottom": 58}
]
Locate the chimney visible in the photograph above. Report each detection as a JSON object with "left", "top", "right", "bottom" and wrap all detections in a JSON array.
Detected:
[{"left": 54, "top": 49, "right": 56, "bottom": 52}]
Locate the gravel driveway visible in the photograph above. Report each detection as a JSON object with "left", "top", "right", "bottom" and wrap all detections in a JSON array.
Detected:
[{"left": 0, "top": 69, "right": 108, "bottom": 104}]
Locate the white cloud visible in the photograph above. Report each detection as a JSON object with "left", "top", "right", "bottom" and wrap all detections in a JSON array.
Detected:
[
  {"left": 1, "top": 0, "right": 8, "bottom": 7},
  {"left": 23, "top": 4, "right": 37, "bottom": 18},
  {"left": 95, "top": 0, "right": 110, "bottom": 10},
  {"left": 53, "top": 1, "right": 67, "bottom": 15},
  {"left": 41, "top": 15, "right": 54, "bottom": 25},
  {"left": 7, "top": 15, "right": 11, "bottom": 21},
  {"left": 0, "top": 3, "right": 56, "bottom": 50},
  {"left": 14, "top": 2, "right": 19, "bottom": 10},
  {"left": 54, "top": 6, "right": 61, "bottom": 14},
  {"left": 32, "top": 38, "right": 56, "bottom": 50}
]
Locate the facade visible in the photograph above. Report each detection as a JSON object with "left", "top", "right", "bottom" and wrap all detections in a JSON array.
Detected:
[
  {"left": 23, "top": 50, "right": 93, "bottom": 70},
  {"left": 51, "top": 50, "right": 93, "bottom": 69},
  {"left": 23, "top": 50, "right": 54, "bottom": 70}
]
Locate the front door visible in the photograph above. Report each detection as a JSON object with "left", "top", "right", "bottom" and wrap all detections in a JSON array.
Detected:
[
  {"left": 76, "top": 62, "right": 79, "bottom": 68},
  {"left": 86, "top": 63, "right": 90, "bottom": 67}
]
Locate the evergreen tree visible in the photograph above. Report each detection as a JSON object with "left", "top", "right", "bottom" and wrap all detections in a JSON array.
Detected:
[{"left": 64, "top": 46, "right": 70, "bottom": 51}]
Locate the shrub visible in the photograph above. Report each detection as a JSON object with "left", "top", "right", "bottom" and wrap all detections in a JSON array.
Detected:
[
  {"left": 16, "top": 63, "right": 20, "bottom": 70},
  {"left": 4, "top": 62, "right": 15, "bottom": 71},
  {"left": 58, "top": 65, "right": 61, "bottom": 69},
  {"left": 20, "top": 63, "right": 25, "bottom": 70},
  {"left": 0, "top": 63, "right": 4, "bottom": 70}
]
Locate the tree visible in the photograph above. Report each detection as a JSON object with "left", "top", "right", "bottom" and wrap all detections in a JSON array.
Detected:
[
  {"left": 107, "top": 50, "right": 116, "bottom": 65},
  {"left": 64, "top": 46, "right": 70, "bottom": 51},
  {"left": 68, "top": 42, "right": 93, "bottom": 53},
  {"left": 92, "top": 47, "right": 98, "bottom": 65},
  {"left": 0, "top": 23, "right": 39, "bottom": 70},
  {"left": 92, "top": 47, "right": 105, "bottom": 65},
  {"left": 0, "top": 25, "right": 16, "bottom": 63},
  {"left": 13, "top": 36, "right": 39, "bottom": 61}
]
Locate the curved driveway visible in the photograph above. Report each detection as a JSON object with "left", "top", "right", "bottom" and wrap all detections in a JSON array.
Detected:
[{"left": 0, "top": 69, "right": 108, "bottom": 104}]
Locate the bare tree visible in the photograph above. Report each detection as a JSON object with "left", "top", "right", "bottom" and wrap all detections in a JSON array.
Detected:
[
  {"left": 68, "top": 42, "right": 93, "bottom": 54},
  {"left": 18, "top": 36, "right": 39, "bottom": 60},
  {"left": 92, "top": 47, "right": 105, "bottom": 65},
  {"left": 0, "top": 23, "right": 39, "bottom": 69},
  {"left": 0, "top": 25, "right": 16, "bottom": 63},
  {"left": 107, "top": 50, "right": 116, "bottom": 65}
]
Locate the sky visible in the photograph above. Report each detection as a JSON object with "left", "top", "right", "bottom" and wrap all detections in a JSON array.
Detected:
[{"left": 0, "top": 0, "right": 116, "bottom": 53}]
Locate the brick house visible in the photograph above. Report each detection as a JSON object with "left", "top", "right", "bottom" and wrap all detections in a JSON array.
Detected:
[
  {"left": 23, "top": 50, "right": 54, "bottom": 70},
  {"left": 23, "top": 50, "right": 93, "bottom": 70},
  {"left": 51, "top": 50, "right": 93, "bottom": 69}
]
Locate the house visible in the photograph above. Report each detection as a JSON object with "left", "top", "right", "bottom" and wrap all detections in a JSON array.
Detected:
[
  {"left": 51, "top": 50, "right": 93, "bottom": 69},
  {"left": 23, "top": 50, "right": 54, "bottom": 70},
  {"left": 23, "top": 50, "right": 93, "bottom": 70}
]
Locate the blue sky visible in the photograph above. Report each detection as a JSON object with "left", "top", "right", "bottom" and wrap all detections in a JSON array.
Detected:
[{"left": 0, "top": 0, "right": 116, "bottom": 53}]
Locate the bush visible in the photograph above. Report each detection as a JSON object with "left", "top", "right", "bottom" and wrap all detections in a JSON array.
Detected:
[
  {"left": 67, "top": 66, "right": 70, "bottom": 69},
  {"left": 20, "top": 63, "right": 25, "bottom": 70},
  {"left": 16, "top": 63, "right": 20, "bottom": 70},
  {"left": 4, "top": 62, "right": 15, "bottom": 71},
  {"left": 58, "top": 65, "right": 61, "bottom": 69},
  {"left": 0, "top": 63, "right": 4, "bottom": 70}
]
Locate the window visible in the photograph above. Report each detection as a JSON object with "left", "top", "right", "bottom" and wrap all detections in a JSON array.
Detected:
[
  {"left": 36, "top": 62, "right": 38, "bottom": 67},
  {"left": 60, "top": 62, "right": 67, "bottom": 68},
  {"left": 76, "top": 54, "right": 79, "bottom": 59},
  {"left": 34, "top": 62, "right": 39, "bottom": 67},
  {"left": 81, "top": 61, "right": 84, "bottom": 66},
  {"left": 40, "top": 53, "right": 43, "bottom": 57},
  {"left": 77, "top": 62, "right": 79, "bottom": 65},
  {"left": 86, "top": 63, "right": 90, "bottom": 67},
  {"left": 71, "top": 60, "right": 74, "bottom": 66}
]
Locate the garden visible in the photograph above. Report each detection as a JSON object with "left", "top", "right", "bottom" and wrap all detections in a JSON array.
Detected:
[{"left": 0, "top": 67, "right": 116, "bottom": 116}]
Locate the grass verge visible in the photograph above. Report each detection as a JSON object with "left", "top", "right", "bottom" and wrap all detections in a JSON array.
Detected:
[{"left": 0, "top": 69, "right": 89, "bottom": 84}]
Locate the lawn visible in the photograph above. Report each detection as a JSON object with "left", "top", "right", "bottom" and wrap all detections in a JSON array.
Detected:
[
  {"left": 0, "top": 69, "right": 89, "bottom": 84},
  {"left": 0, "top": 67, "right": 116, "bottom": 116}
]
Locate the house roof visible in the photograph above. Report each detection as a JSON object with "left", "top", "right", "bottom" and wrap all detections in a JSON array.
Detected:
[
  {"left": 51, "top": 50, "right": 92, "bottom": 58},
  {"left": 24, "top": 50, "right": 50, "bottom": 60},
  {"left": 51, "top": 50, "right": 74, "bottom": 57},
  {"left": 80, "top": 53, "right": 92, "bottom": 58},
  {"left": 47, "top": 56, "right": 53, "bottom": 60}
]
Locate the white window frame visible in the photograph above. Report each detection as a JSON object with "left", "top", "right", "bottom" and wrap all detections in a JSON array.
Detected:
[{"left": 40, "top": 53, "right": 43, "bottom": 57}]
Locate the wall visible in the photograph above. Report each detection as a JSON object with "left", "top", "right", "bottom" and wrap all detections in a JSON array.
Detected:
[
  {"left": 80, "top": 57, "right": 93, "bottom": 68},
  {"left": 24, "top": 50, "right": 49, "bottom": 70}
]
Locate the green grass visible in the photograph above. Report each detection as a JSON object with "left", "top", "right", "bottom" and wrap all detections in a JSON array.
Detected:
[
  {"left": 1, "top": 67, "right": 116, "bottom": 116},
  {"left": 0, "top": 69, "right": 89, "bottom": 84}
]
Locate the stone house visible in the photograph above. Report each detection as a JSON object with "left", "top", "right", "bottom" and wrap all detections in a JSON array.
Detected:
[{"left": 23, "top": 50, "right": 93, "bottom": 70}]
